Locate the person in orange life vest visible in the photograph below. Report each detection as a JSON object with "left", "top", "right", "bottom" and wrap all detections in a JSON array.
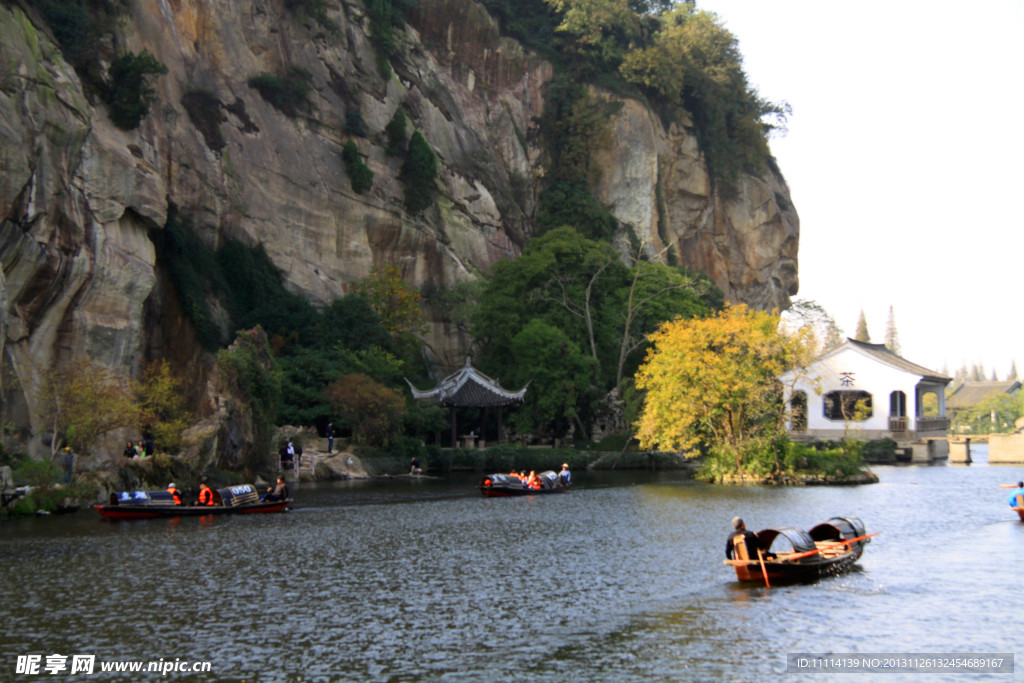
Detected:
[
  {"left": 166, "top": 483, "right": 182, "bottom": 505},
  {"left": 193, "top": 482, "right": 215, "bottom": 506},
  {"left": 526, "top": 470, "right": 542, "bottom": 489}
]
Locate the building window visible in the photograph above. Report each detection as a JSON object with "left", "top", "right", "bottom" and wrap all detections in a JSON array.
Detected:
[
  {"left": 889, "top": 390, "right": 906, "bottom": 417},
  {"left": 823, "top": 390, "right": 873, "bottom": 421}
]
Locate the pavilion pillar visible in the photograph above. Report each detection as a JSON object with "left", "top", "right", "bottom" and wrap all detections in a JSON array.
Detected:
[
  {"left": 450, "top": 405, "right": 457, "bottom": 449},
  {"left": 497, "top": 406, "right": 504, "bottom": 444}
]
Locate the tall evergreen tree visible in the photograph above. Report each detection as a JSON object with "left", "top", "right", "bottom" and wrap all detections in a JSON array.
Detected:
[
  {"left": 854, "top": 309, "right": 870, "bottom": 342},
  {"left": 1009, "top": 360, "right": 1019, "bottom": 381},
  {"left": 400, "top": 130, "right": 438, "bottom": 214},
  {"left": 884, "top": 305, "right": 901, "bottom": 355}
]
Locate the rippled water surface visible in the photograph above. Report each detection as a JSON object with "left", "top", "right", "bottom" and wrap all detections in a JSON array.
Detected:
[{"left": 2, "top": 446, "right": 1022, "bottom": 681}]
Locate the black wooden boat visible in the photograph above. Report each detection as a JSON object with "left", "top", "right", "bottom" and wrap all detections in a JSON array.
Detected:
[
  {"left": 725, "top": 516, "right": 874, "bottom": 583},
  {"left": 480, "top": 470, "right": 569, "bottom": 497},
  {"left": 94, "top": 484, "right": 290, "bottom": 519}
]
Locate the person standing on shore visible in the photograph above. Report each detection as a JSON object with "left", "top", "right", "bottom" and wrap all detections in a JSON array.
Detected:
[{"left": 325, "top": 422, "right": 334, "bottom": 454}]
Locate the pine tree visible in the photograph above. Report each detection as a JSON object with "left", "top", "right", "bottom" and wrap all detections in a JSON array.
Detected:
[
  {"left": 854, "top": 310, "right": 870, "bottom": 342},
  {"left": 1009, "top": 360, "right": 1019, "bottom": 381},
  {"left": 400, "top": 130, "right": 438, "bottom": 214},
  {"left": 884, "top": 305, "right": 901, "bottom": 355}
]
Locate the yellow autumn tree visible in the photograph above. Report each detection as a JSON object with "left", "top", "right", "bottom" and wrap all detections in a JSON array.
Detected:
[{"left": 634, "top": 303, "right": 811, "bottom": 473}]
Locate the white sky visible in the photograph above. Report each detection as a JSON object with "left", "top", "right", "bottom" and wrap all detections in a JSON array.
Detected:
[{"left": 696, "top": 0, "right": 1024, "bottom": 378}]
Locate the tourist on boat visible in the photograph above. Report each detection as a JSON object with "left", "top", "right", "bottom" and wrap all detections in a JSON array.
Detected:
[
  {"left": 725, "top": 517, "right": 774, "bottom": 560},
  {"left": 1006, "top": 481, "right": 1024, "bottom": 507},
  {"left": 166, "top": 483, "right": 182, "bottom": 505},
  {"left": 526, "top": 471, "right": 542, "bottom": 489},
  {"left": 410, "top": 457, "right": 423, "bottom": 475},
  {"left": 194, "top": 482, "right": 216, "bottom": 506},
  {"left": 263, "top": 477, "right": 289, "bottom": 502},
  {"left": 558, "top": 463, "right": 571, "bottom": 487}
]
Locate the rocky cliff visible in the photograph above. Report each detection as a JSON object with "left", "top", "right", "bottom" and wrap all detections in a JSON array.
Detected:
[{"left": 0, "top": 0, "right": 798, "bottom": 459}]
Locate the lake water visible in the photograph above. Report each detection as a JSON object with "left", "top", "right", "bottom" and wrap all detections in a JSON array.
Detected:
[{"left": 1, "top": 445, "right": 1022, "bottom": 682}]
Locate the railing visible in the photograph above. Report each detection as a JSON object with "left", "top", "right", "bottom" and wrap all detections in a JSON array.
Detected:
[
  {"left": 280, "top": 453, "right": 316, "bottom": 476},
  {"left": 915, "top": 418, "right": 949, "bottom": 432},
  {"left": 889, "top": 416, "right": 908, "bottom": 432}
]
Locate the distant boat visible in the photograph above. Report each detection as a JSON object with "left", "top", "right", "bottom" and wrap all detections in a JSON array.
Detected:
[
  {"left": 725, "top": 516, "right": 874, "bottom": 583},
  {"left": 480, "top": 470, "right": 569, "bottom": 497},
  {"left": 94, "top": 484, "right": 290, "bottom": 519}
]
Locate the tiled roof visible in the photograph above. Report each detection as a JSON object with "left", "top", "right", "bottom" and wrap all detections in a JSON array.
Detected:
[
  {"left": 846, "top": 339, "right": 951, "bottom": 384},
  {"left": 947, "top": 381, "right": 1022, "bottom": 409},
  {"left": 406, "top": 358, "right": 528, "bottom": 407}
]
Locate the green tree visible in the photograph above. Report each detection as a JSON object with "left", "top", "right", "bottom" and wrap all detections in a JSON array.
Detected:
[
  {"left": 105, "top": 50, "right": 168, "bottom": 130},
  {"left": 884, "top": 305, "right": 901, "bottom": 354},
  {"left": 136, "top": 360, "right": 193, "bottom": 452},
  {"left": 619, "top": 6, "right": 788, "bottom": 191},
  {"left": 545, "top": 0, "right": 645, "bottom": 73},
  {"left": 326, "top": 373, "right": 406, "bottom": 447},
  {"left": 217, "top": 327, "right": 281, "bottom": 469},
  {"left": 781, "top": 299, "right": 844, "bottom": 354},
  {"left": 634, "top": 303, "right": 809, "bottom": 473},
  {"left": 854, "top": 309, "right": 871, "bottom": 342},
  {"left": 247, "top": 68, "right": 312, "bottom": 118},
  {"left": 342, "top": 140, "right": 374, "bottom": 194},
  {"left": 350, "top": 262, "right": 427, "bottom": 340},
  {"left": 613, "top": 246, "right": 718, "bottom": 386},
  {"left": 37, "top": 359, "right": 139, "bottom": 457},
  {"left": 960, "top": 393, "right": 1023, "bottom": 434},
  {"left": 400, "top": 130, "right": 438, "bottom": 214},
  {"left": 385, "top": 107, "right": 407, "bottom": 155},
  {"left": 507, "top": 319, "right": 597, "bottom": 437}
]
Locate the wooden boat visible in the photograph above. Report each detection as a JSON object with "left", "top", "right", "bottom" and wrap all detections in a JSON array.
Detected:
[
  {"left": 725, "top": 516, "right": 873, "bottom": 583},
  {"left": 480, "top": 470, "right": 569, "bottom": 497},
  {"left": 94, "top": 484, "right": 290, "bottom": 519}
]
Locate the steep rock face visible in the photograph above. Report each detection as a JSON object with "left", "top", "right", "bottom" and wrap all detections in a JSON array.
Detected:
[{"left": 0, "top": 0, "right": 797, "bottom": 458}]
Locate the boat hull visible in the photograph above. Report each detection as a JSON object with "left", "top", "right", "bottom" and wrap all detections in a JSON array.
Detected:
[
  {"left": 725, "top": 517, "right": 870, "bottom": 584},
  {"left": 94, "top": 500, "right": 290, "bottom": 520},
  {"left": 481, "top": 486, "right": 568, "bottom": 497},
  {"left": 727, "top": 547, "right": 863, "bottom": 583},
  {"left": 480, "top": 471, "right": 569, "bottom": 497}
]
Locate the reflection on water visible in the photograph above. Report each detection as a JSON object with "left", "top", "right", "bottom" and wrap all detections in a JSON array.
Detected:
[{"left": 2, "top": 447, "right": 1022, "bottom": 681}]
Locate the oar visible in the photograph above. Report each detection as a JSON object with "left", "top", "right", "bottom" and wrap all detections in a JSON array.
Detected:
[
  {"left": 757, "top": 549, "right": 771, "bottom": 589},
  {"left": 780, "top": 533, "right": 878, "bottom": 562}
]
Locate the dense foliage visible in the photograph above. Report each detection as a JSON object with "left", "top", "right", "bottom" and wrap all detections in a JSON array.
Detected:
[
  {"left": 105, "top": 50, "right": 168, "bottom": 130},
  {"left": 635, "top": 303, "right": 812, "bottom": 475},
  {"left": 483, "top": 0, "right": 786, "bottom": 197},
  {"left": 247, "top": 69, "right": 312, "bottom": 118},
  {"left": 471, "top": 226, "right": 720, "bottom": 438},
  {"left": 342, "top": 140, "right": 374, "bottom": 194},
  {"left": 400, "top": 130, "right": 438, "bottom": 214}
]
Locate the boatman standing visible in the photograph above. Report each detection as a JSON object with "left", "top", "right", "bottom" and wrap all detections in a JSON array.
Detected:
[
  {"left": 558, "top": 463, "right": 571, "bottom": 487},
  {"left": 725, "top": 517, "right": 773, "bottom": 560}
]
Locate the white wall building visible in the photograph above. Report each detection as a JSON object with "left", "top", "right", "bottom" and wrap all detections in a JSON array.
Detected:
[{"left": 781, "top": 339, "right": 951, "bottom": 461}]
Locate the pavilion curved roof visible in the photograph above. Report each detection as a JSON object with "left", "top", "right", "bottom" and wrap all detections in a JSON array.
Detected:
[{"left": 406, "top": 358, "right": 528, "bottom": 407}]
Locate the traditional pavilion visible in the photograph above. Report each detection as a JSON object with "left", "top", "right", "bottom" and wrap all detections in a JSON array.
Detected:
[{"left": 406, "top": 357, "right": 528, "bottom": 448}]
